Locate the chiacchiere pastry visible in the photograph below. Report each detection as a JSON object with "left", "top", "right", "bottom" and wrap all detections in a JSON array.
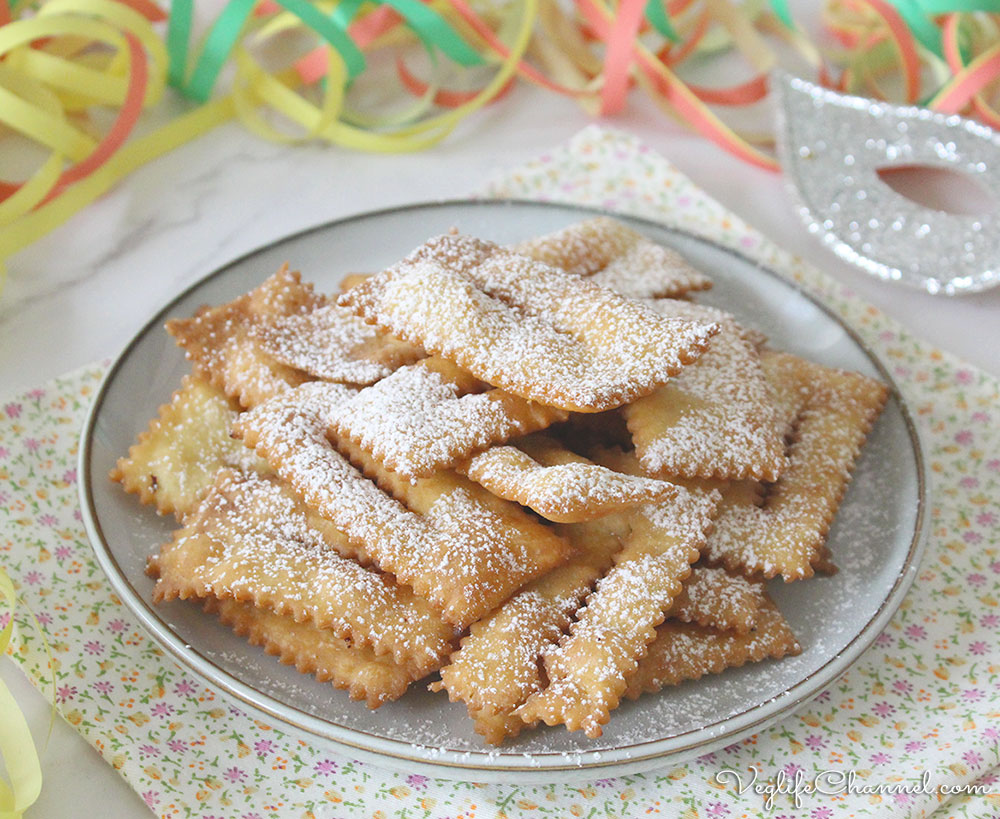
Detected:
[{"left": 112, "top": 216, "right": 887, "bottom": 741}]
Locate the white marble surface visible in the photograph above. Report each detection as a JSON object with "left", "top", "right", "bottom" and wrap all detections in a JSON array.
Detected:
[{"left": 3, "top": 75, "right": 1000, "bottom": 819}]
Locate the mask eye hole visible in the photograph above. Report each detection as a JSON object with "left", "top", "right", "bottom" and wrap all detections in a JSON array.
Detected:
[{"left": 876, "top": 165, "right": 997, "bottom": 216}]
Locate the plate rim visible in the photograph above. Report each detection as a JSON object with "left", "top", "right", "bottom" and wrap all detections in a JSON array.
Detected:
[{"left": 78, "top": 197, "right": 928, "bottom": 776}]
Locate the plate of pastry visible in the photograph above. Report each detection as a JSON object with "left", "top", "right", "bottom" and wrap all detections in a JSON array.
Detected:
[{"left": 80, "top": 199, "right": 926, "bottom": 782}]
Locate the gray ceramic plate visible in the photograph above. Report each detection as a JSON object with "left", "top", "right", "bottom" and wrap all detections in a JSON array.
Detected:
[{"left": 80, "top": 200, "right": 927, "bottom": 783}]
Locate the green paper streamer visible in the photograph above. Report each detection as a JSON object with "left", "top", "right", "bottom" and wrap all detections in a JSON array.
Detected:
[
  {"left": 769, "top": 0, "right": 795, "bottom": 29},
  {"left": 892, "top": 0, "right": 945, "bottom": 56},
  {"left": 644, "top": 0, "right": 680, "bottom": 43},
  {"left": 382, "top": 0, "right": 484, "bottom": 66},
  {"left": 165, "top": 0, "right": 192, "bottom": 88}
]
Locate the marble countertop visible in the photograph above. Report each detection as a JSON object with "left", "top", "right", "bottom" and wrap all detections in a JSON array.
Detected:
[{"left": 3, "top": 79, "right": 999, "bottom": 819}]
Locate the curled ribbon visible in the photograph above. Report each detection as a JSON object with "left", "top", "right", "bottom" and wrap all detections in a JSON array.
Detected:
[{"left": 1, "top": 1, "right": 1000, "bottom": 276}]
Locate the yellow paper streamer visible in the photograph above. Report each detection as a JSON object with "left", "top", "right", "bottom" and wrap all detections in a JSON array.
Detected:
[{"left": 0, "top": 569, "right": 42, "bottom": 819}]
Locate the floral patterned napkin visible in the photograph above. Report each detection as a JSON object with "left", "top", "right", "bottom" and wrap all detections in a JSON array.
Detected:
[{"left": 2, "top": 126, "right": 998, "bottom": 819}]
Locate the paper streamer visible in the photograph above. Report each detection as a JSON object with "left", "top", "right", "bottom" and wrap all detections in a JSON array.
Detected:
[
  {"left": 0, "top": 568, "right": 42, "bottom": 819},
  {"left": 1, "top": 0, "right": 1000, "bottom": 280}
]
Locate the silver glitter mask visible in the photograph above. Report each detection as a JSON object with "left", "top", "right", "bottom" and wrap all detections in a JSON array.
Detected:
[{"left": 773, "top": 72, "right": 1000, "bottom": 295}]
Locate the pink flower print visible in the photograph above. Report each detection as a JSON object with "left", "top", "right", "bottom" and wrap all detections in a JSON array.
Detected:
[
  {"left": 961, "top": 687, "right": 985, "bottom": 703},
  {"left": 0, "top": 491, "right": 8, "bottom": 504},
  {"left": 63, "top": 468, "right": 77, "bottom": 484},
  {"left": 4, "top": 403, "right": 21, "bottom": 418},
  {"left": 83, "top": 640, "right": 104, "bottom": 656},
  {"left": 26, "top": 388, "right": 44, "bottom": 400},
  {"left": 983, "top": 727, "right": 1000, "bottom": 741},
  {"left": 706, "top": 803, "right": 730, "bottom": 817},
  {"left": 783, "top": 763, "right": 803, "bottom": 777},
  {"left": 56, "top": 685, "right": 76, "bottom": 703},
  {"left": 0, "top": 613, "right": 8, "bottom": 631},
  {"left": 173, "top": 679, "right": 196, "bottom": 696},
  {"left": 406, "top": 774, "right": 428, "bottom": 790},
  {"left": 811, "top": 808, "right": 833, "bottom": 819},
  {"left": 987, "top": 458, "right": 1000, "bottom": 472},
  {"left": 815, "top": 690, "right": 832, "bottom": 703},
  {"left": 875, "top": 632, "right": 893, "bottom": 647},
  {"left": 962, "top": 750, "right": 984, "bottom": 767},
  {"left": 34, "top": 612, "right": 51, "bottom": 627},
  {"left": 241, "top": 814, "right": 264, "bottom": 819},
  {"left": 142, "top": 791, "right": 159, "bottom": 808},
  {"left": 980, "top": 771, "right": 999, "bottom": 786},
  {"left": 314, "top": 759, "right": 337, "bottom": 775},
  {"left": 872, "top": 701, "right": 895, "bottom": 718},
  {"left": 595, "top": 778, "right": 616, "bottom": 787},
  {"left": 905, "top": 624, "right": 927, "bottom": 641},
  {"left": 904, "top": 740, "right": 925, "bottom": 752},
  {"left": 93, "top": 681, "right": 113, "bottom": 696},
  {"left": 871, "top": 752, "right": 891, "bottom": 765},
  {"left": 892, "top": 792, "right": 912, "bottom": 806},
  {"left": 960, "top": 476, "right": 979, "bottom": 489},
  {"left": 956, "top": 369, "right": 974, "bottom": 385},
  {"left": 138, "top": 744, "right": 160, "bottom": 758},
  {"left": 964, "top": 530, "right": 984, "bottom": 544},
  {"left": 151, "top": 702, "right": 174, "bottom": 718},
  {"left": 24, "top": 571, "right": 42, "bottom": 586},
  {"left": 879, "top": 330, "right": 895, "bottom": 342},
  {"left": 24, "top": 438, "right": 39, "bottom": 453},
  {"left": 54, "top": 545, "right": 73, "bottom": 561},
  {"left": 979, "top": 511, "right": 999, "bottom": 526},
  {"left": 892, "top": 679, "right": 913, "bottom": 695},
  {"left": 971, "top": 411, "right": 990, "bottom": 423},
  {"left": 967, "top": 573, "right": 986, "bottom": 586},
  {"left": 954, "top": 430, "right": 974, "bottom": 446},
  {"left": 805, "top": 734, "right": 826, "bottom": 750},
  {"left": 254, "top": 739, "right": 275, "bottom": 757},
  {"left": 223, "top": 767, "right": 246, "bottom": 784},
  {"left": 38, "top": 514, "right": 57, "bottom": 527},
  {"left": 981, "top": 614, "right": 1000, "bottom": 628},
  {"left": 969, "top": 641, "right": 989, "bottom": 656},
  {"left": 108, "top": 618, "right": 126, "bottom": 633},
  {"left": 167, "top": 739, "right": 186, "bottom": 753},
  {"left": 697, "top": 752, "right": 717, "bottom": 765},
  {"left": 0, "top": 448, "right": 8, "bottom": 461}
]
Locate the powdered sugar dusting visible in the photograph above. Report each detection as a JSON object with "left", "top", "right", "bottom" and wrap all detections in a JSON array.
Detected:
[
  {"left": 329, "top": 359, "right": 566, "bottom": 479},
  {"left": 338, "top": 233, "right": 720, "bottom": 412},
  {"left": 512, "top": 216, "right": 712, "bottom": 297},
  {"left": 625, "top": 300, "right": 787, "bottom": 481},
  {"left": 252, "top": 302, "right": 423, "bottom": 385},
  {"left": 152, "top": 469, "right": 452, "bottom": 672}
]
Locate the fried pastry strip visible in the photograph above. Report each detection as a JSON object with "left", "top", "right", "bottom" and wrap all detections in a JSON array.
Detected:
[
  {"left": 624, "top": 300, "right": 786, "bottom": 482},
  {"left": 666, "top": 565, "right": 766, "bottom": 634},
  {"left": 338, "top": 233, "right": 719, "bottom": 412},
  {"left": 703, "top": 352, "right": 889, "bottom": 581},
  {"left": 643, "top": 298, "right": 768, "bottom": 349},
  {"left": 208, "top": 597, "right": 424, "bottom": 708},
  {"left": 434, "top": 511, "right": 627, "bottom": 744},
  {"left": 166, "top": 266, "right": 320, "bottom": 408},
  {"left": 624, "top": 596, "right": 801, "bottom": 697},
  {"left": 235, "top": 383, "right": 570, "bottom": 628},
  {"left": 461, "top": 434, "right": 681, "bottom": 522},
  {"left": 251, "top": 302, "right": 423, "bottom": 386},
  {"left": 329, "top": 357, "right": 567, "bottom": 479},
  {"left": 149, "top": 469, "right": 453, "bottom": 673},
  {"left": 517, "top": 485, "right": 719, "bottom": 738},
  {"left": 110, "top": 376, "right": 267, "bottom": 519},
  {"left": 511, "top": 216, "right": 713, "bottom": 298}
]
